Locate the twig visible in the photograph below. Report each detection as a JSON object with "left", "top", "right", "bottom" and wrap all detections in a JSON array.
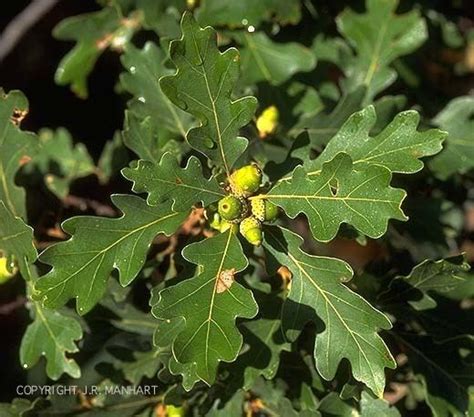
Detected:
[
  {"left": 0, "top": 296, "right": 27, "bottom": 315},
  {"left": 0, "top": 0, "right": 59, "bottom": 62},
  {"left": 63, "top": 194, "right": 117, "bottom": 217}
]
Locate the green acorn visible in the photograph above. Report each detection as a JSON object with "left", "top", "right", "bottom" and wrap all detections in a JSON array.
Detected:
[
  {"left": 251, "top": 198, "right": 279, "bottom": 222},
  {"left": 218, "top": 195, "right": 243, "bottom": 221},
  {"left": 264, "top": 201, "right": 279, "bottom": 222},
  {"left": 250, "top": 198, "right": 265, "bottom": 222},
  {"left": 229, "top": 164, "right": 262, "bottom": 197},
  {"left": 239, "top": 216, "right": 262, "bottom": 246}
]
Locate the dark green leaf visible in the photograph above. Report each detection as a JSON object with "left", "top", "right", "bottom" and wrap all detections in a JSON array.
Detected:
[
  {"left": 115, "top": 348, "right": 164, "bottom": 385},
  {"left": 206, "top": 390, "right": 245, "bottom": 417},
  {"left": 54, "top": 8, "right": 140, "bottom": 98},
  {"left": 267, "top": 153, "right": 407, "bottom": 242},
  {"left": 0, "top": 201, "right": 37, "bottom": 277},
  {"left": 97, "top": 132, "right": 130, "bottom": 184},
  {"left": 120, "top": 42, "right": 193, "bottom": 141},
  {"left": 233, "top": 31, "right": 316, "bottom": 86},
  {"left": 151, "top": 230, "right": 258, "bottom": 384},
  {"left": 122, "top": 112, "right": 185, "bottom": 164},
  {"left": 160, "top": 13, "right": 257, "bottom": 175},
  {"left": 20, "top": 306, "right": 83, "bottom": 380},
  {"left": 122, "top": 153, "right": 225, "bottom": 211},
  {"left": 392, "top": 333, "right": 474, "bottom": 417},
  {"left": 0, "top": 398, "right": 37, "bottom": 417},
  {"left": 381, "top": 255, "right": 473, "bottom": 310},
  {"left": 0, "top": 90, "right": 38, "bottom": 219},
  {"left": 263, "top": 226, "right": 395, "bottom": 396},
  {"left": 228, "top": 285, "right": 290, "bottom": 389},
  {"left": 291, "top": 86, "right": 366, "bottom": 149},
  {"left": 101, "top": 293, "right": 157, "bottom": 336},
  {"left": 196, "top": 0, "right": 301, "bottom": 28},
  {"left": 318, "top": 392, "right": 356, "bottom": 417},
  {"left": 31, "top": 128, "right": 95, "bottom": 199},
  {"left": 305, "top": 106, "right": 446, "bottom": 176},
  {"left": 249, "top": 378, "right": 299, "bottom": 417},
  {"left": 35, "top": 195, "right": 187, "bottom": 314},
  {"left": 337, "top": 0, "right": 427, "bottom": 101},
  {"left": 429, "top": 96, "right": 474, "bottom": 179},
  {"left": 359, "top": 391, "right": 401, "bottom": 416}
]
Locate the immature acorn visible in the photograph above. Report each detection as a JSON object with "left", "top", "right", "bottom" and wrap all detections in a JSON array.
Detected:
[
  {"left": 218, "top": 195, "right": 243, "bottom": 221},
  {"left": 0, "top": 257, "right": 15, "bottom": 285},
  {"left": 264, "top": 201, "right": 279, "bottom": 222},
  {"left": 256, "top": 105, "right": 279, "bottom": 138},
  {"left": 250, "top": 198, "right": 279, "bottom": 222},
  {"left": 229, "top": 164, "right": 262, "bottom": 197},
  {"left": 239, "top": 216, "right": 262, "bottom": 246},
  {"left": 250, "top": 198, "right": 265, "bottom": 221}
]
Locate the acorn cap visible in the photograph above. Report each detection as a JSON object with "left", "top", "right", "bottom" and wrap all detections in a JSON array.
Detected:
[
  {"left": 230, "top": 164, "right": 262, "bottom": 197},
  {"left": 250, "top": 198, "right": 265, "bottom": 222}
]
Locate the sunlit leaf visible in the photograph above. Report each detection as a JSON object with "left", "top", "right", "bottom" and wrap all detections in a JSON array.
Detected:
[
  {"left": 151, "top": 231, "right": 258, "bottom": 384},
  {"left": 160, "top": 13, "right": 257, "bottom": 175},
  {"left": 267, "top": 153, "right": 406, "bottom": 242},
  {"left": 122, "top": 153, "right": 225, "bottom": 211},
  {"left": 264, "top": 227, "right": 395, "bottom": 396},
  {"left": 35, "top": 195, "right": 187, "bottom": 314}
]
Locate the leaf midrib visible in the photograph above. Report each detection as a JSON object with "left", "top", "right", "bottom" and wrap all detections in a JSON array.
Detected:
[
  {"left": 40, "top": 211, "right": 181, "bottom": 301},
  {"left": 267, "top": 229, "right": 386, "bottom": 394},
  {"left": 190, "top": 29, "right": 230, "bottom": 176}
]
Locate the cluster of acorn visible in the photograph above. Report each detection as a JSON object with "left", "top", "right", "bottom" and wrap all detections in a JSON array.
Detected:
[{"left": 207, "top": 164, "right": 278, "bottom": 246}]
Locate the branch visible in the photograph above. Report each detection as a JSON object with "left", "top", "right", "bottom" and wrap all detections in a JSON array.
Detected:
[{"left": 0, "top": 0, "right": 59, "bottom": 62}]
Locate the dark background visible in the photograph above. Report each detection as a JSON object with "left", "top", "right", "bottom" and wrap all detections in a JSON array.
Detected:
[
  {"left": 0, "top": 0, "right": 473, "bottom": 406},
  {"left": 0, "top": 0, "right": 124, "bottom": 159},
  {"left": 1, "top": 0, "right": 474, "bottom": 160}
]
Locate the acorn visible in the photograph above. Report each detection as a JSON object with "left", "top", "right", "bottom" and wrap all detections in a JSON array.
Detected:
[
  {"left": 166, "top": 405, "right": 185, "bottom": 417},
  {"left": 250, "top": 198, "right": 265, "bottom": 222},
  {"left": 239, "top": 216, "right": 262, "bottom": 246},
  {"left": 251, "top": 198, "right": 279, "bottom": 222},
  {"left": 264, "top": 201, "right": 279, "bottom": 222},
  {"left": 0, "top": 257, "right": 15, "bottom": 285},
  {"left": 256, "top": 105, "right": 279, "bottom": 138},
  {"left": 229, "top": 164, "right": 262, "bottom": 197},
  {"left": 218, "top": 195, "right": 243, "bottom": 221},
  {"left": 209, "top": 212, "right": 223, "bottom": 231}
]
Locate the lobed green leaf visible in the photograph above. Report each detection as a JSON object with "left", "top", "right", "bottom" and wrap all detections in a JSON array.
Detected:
[
  {"left": 160, "top": 13, "right": 257, "bottom": 175},
  {"left": 263, "top": 226, "right": 395, "bottom": 396},
  {"left": 122, "top": 153, "right": 225, "bottom": 211},
  {"left": 233, "top": 31, "right": 316, "bottom": 86},
  {"left": 0, "top": 90, "right": 38, "bottom": 219},
  {"left": 306, "top": 106, "right": 446, "bottom": 176},
  {"left": 35, "top": 195, "right": 187, "bottom": 314},
  {"left": 337, "top": 0, "right": 427, "bottom": 102},
  {"left": 429, "top": 96, "right": 474, "bottom": 179},
  {"left": 267, "top": 153, "right": 407, "bottom": 242},
  {"left": 151, "top": 230, "right": 258, "bottom": 385}
]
